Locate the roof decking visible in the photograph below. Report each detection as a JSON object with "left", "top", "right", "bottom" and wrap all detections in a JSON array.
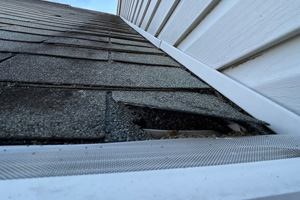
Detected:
[{"left": 0, "top": 0, "right": 271, "bottom": 144}]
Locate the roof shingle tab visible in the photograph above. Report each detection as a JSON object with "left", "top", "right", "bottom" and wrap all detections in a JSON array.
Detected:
[{"left": 0, "top": 55, "right": 208, "bottom": 89}]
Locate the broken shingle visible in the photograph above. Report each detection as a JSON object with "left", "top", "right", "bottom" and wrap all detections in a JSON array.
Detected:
[
  {"left": 0, "top": 87, "right": 106, "bottom": 139},
  {"left": 112, "top": 91, "right": 264, "bottom": 124},
  {"left": 0, "top": 55, "right": 209, "bottom": 89}
]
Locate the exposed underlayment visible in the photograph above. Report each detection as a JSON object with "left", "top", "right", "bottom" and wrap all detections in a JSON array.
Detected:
[{"left": 0, "top": 0, "right": 273, "bottom": 145}]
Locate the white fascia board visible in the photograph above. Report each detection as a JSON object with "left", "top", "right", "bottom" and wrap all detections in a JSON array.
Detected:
[
  {"left": 1, "top": 158, "right": 300, "bottom": 200},
  {"left": 121, "top": 17, "right": 300, "bottom": 135}
]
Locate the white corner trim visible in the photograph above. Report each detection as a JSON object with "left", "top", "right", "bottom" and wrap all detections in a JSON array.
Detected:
[{"left": 120, "top": 17, "right": 300, "bottom": 135}]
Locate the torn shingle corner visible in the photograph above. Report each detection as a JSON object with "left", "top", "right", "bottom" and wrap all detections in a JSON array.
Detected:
[{"left": 0, "top": 0, "right": 274, "bottom": 145}]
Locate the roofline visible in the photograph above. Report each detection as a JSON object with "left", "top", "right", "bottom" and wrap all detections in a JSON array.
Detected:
[{"left": 117, "top": 0, "right": 122, "bottom": 15}]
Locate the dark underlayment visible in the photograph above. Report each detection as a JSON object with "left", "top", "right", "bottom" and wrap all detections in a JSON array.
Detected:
[{"left": 0, "top": 0, "right": 274, "bottom": 145}]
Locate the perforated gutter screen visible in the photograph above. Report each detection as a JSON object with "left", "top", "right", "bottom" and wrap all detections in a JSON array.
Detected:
[{"left": 1, "top": 135, "right": 300, "bottom": 180}]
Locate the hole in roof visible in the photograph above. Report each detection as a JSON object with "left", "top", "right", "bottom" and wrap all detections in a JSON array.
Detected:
[{"left": 128, "top": 106, "right": 269, "bottom": 139}]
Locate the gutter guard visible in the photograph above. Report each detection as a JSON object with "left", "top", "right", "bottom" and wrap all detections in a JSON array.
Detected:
[{"left": 1, "top": 135, "right": 300, "bottom": 180}]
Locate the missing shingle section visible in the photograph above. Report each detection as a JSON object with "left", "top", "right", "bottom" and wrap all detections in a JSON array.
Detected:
[
  {"left": 0, "top": 86, "right": 107, "bottom": 140},
  {"left": 105, "top": 96, "right": 268, "bottom": 142},
  {"left": 131, "top": 106, "right": 229, "bottom": 132},
  {"left": 105, "top": 93, "right": 151, "bottom": 142},
  {"left": 130, "top": 106, "right": 269, "bottom": 139},
  {"left": 112, "top": 91, "right": 265, "bottom": 125},
  {"left": 111, "top": 52, "right": 181, "bottom": 67}
]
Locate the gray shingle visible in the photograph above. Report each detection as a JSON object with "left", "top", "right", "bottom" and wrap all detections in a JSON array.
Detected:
[
  {"left": 111, "top": 38, "right": 154, "bottom": 48},
  {"left": 112, "top": 91, "right": 264, "bottom": 124},
  {"left": 1, "top": 17, "right": 108, "bottom": 34},
  {"left": 0, "top": 8, "right": 86, "bottom": 25},
  {"left": 0, "top": 86, "right": 106, "bottom": 139},
  {"left": 110, "top": 44, "right": 163, "bottom": 54},
  {"left": 0, "top": 30, "right": 51, "bottom": 42},
  {"left": 0, "top": 25, "right": 110, "bottom": 42},
  {"left": 0, "top": 16, "right": 86, "bottom": 32},
  {"left": 112, "top": 52, "right": 181, "bottom": 67},
  {"left": 43, "top": 37, "right": 161, "bottom": 53},
  {"left": 0, "top": 25, "right": 65, "bottom": 36},
  {"left": 0, "top": 14, "right": 37, "bottom": 22},
  {"left": 0, "top": 53, "right": 12, "bottom": 61},
  {"left": 111, "top": 32, "right": 148, "bottom": 42},
  {"left": 44, "top": 37, "right": 109, "bottom": 46},
  {"left": 0, "top": 55, "right": 209, "bottom": 89},
  {"left": 0, "top": 40, "right": 108, "bottom": 60}
]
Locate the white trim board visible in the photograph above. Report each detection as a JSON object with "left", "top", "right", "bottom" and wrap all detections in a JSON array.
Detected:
[{"left": 121, "top": 16, "right": 300, "bottom": 135}]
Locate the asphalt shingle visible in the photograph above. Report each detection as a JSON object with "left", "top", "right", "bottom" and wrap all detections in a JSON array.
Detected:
[
  {"left": 0, "top": 30, "right": 51, "bottom": 42},
  {"left": 0, "top": 25, "right": 67, "bottom": 36},
  {"left": 0, "top": 87, "right": 106, "bottom": 139},
  {"left": 0, "top": 55, "right": 209, "bottom": 89},
  {"left": 111, "top": 38, "right": 154, "bottom": 48},
  {"left": 111, "top": 52, "right": 181, "bottom": 67},
  {"left": 44, "top": 37, "right": 162, "bottom": 54},
  {"left": 112, "top": 91, "right": 264, "bottom": 124},
  {"left": 0, "top": 40, "right": 108, "bottom": 60},
  {"left": 0, "top": 13, "right": 37, "bottom": 22},
  {"left": 0, "top": 53, "right": 12, "bottom": 61}
]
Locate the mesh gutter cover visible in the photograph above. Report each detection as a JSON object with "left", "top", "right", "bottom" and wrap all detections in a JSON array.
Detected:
[{"left": 1, "top": 135, "right": 300, "bottom": 180}]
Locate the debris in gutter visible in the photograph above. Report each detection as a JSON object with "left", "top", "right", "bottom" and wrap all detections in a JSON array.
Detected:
[{"left": 143, "top": 129, "right": 221, "bottom": 139}]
